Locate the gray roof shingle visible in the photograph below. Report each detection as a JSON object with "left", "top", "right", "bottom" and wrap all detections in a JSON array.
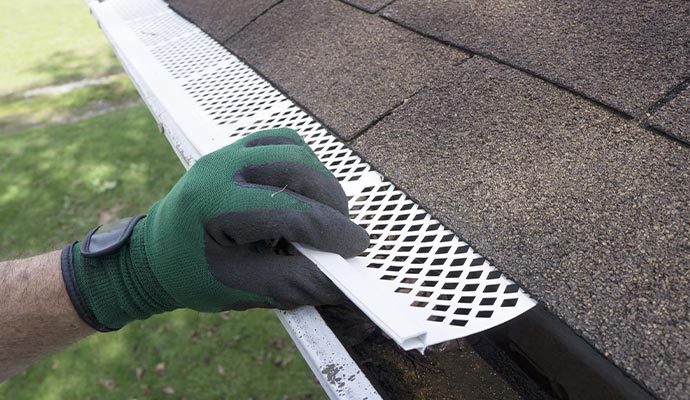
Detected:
[
  {"left": 352, "top": 56, "right": 690, "bottom": 399},
  {"left": 341, "top": 0, "right": 394, "bottom": 13},
  {"left": 649, "top": 87, "right": 690, "bottom": 143},
  {"left": 167, "top": 0, "right": 280, "bottom": 43},
  {"left": 382, "top": 0, "right": 690, "bottom": 117},
  {"left": 225, "top": 0, "right": 469, "bottom": 139}
]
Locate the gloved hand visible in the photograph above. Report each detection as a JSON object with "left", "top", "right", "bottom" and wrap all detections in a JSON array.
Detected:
[{"left": 61, "top": 128, "right": 370, "bottom": 332}]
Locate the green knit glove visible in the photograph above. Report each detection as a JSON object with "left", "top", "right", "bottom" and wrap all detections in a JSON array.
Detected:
[{"left": 61, "top": 128, "right": 370, "bottom": 331}]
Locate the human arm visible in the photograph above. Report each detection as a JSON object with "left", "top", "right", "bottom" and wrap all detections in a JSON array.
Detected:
[
  {"left": 0, "top": 128, "right": 369, "bottom": 380},
  {"left": 0, "top": 251, "right": 93, "bottom": 381}
]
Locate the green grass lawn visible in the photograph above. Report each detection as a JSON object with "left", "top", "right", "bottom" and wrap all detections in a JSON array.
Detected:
[
  {"left": 0, "top": 0, "right": 327, "bottom": 398},
  {"left": 0, "top": 0, "right": 140, "bottom": 135},
  {"left": 2, "top": 309, "right": 321, "bottom": 400},
  {"left": 0, "top": 74, "right": 139, "bottom": 135},
  {"left": 0, "top": 107, "right": 183, "bottom": 257},
  {"left": 0, "top": 0, "right": 122, "bottom": 95}
]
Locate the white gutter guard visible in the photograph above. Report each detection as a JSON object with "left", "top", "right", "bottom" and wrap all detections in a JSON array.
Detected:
[{"left": 87, "top": 0, "right": 536, "bottom": 394}]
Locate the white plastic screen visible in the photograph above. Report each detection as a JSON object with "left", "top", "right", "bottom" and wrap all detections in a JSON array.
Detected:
[{"left": 91, "top": 0, "right": 536, "bottom": 350}]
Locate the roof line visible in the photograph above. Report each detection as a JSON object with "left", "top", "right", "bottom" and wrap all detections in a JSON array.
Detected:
[
  {"left": 641, "top": 75, "right": 690, "bottom": 118},
  {"left": 343, "top": 0, "right": 397, "bottom": 14},
  {"left": 355, "top": 2, "right": 689, "bottom": 148},
  {"left": 374, "top": 9, "right": 632, "bottom": 119},
  {"left": 222, "top": 0, "right": 286, "bottom": 44},
  {"left": 348, "top": 55, "right": 475, "bottom": 142}
]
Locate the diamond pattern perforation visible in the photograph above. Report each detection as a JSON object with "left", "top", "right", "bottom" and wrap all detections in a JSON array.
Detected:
[
  {"left": 349, "top": 182, "right": 526, "bottom": 329},
  {"left": 150, "top": 30, "right": 234, "bottom": 80},
  {"left": 105, "top": 0, "right": 535, "bottom": 340},
  {"left": 128, "top": 10, "right": 193, "bottom": 47},
  {"left": 113, "top": 0, "right": 168, "bottom": 21},
  {"left": 180, "top": 62, "right": 286, "bottom": 126},
  {"left": 220, "top": 105, "right": 374, "bottom": 184}
]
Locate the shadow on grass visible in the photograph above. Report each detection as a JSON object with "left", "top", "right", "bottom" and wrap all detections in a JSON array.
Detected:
[
  {"left": 0, "top": 106, "right": 180, "bottom": 259},
  {"left": 19, "top": 49, "right": 123, "bottom": 93},
  {"left": 0, "top": 74, "right": 141, "bottom": 135}
]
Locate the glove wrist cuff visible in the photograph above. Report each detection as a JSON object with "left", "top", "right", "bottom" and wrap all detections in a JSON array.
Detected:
[
  {"left": 61, "top": 243, "right": 115, "bottom": 332},
  {"left": 62, "top": 217, "right": 178, "bottom": 331}
]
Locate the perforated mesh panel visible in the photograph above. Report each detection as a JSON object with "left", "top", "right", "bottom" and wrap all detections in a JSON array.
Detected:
[
  {"left": 181, "top": 62, "right": 288, "bottom": 126},
  {"left": 150, "top": 30, "right": 234, "bottom": 80},
  {"left": 112, "top": 0, "right": 167, "bottom": 20},
  {"left": 219, "top": 107, "right": 374, "bottom": 183},
  {"left": 98, "top": 0, "right": 535, "bottom": 344},
  {"left": 350, "top": 182, "right": 525, "bottom": 329}
]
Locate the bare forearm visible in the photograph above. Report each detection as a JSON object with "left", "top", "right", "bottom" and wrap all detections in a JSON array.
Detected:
[{"left": 0, "top": 251, "right": 93, "bottom": 381}]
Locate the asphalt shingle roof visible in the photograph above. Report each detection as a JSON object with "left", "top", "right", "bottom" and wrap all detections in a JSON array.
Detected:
[
  {"left": 166, "top": 0, "right": 690, "bottom": 397},
  {"left": 167, "top": 0, "right": 280, "bottom": 43},
  {"left": 353, "top": 57, "right": 690, "bottom": 399},
  {"left": 340, "top": 0, "right": 393, "bottom": 13},
  {"left": 649, "top": 87, "right": 690, "bottom": 143},
  {"left": 226, "top": 0, "right": 468, "bottom": 139},
  {"left": 382, "top": 0, "right": 690, "bottom": 117}
]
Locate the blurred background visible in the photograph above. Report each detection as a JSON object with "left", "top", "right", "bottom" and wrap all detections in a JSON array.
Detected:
[{"left": 0, "top": 0, "right": 325, "bottom": 398}]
